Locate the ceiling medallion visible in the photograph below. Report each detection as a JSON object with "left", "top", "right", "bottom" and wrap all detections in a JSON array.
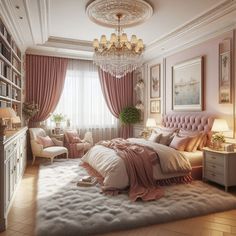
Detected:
[
  {"left": 87, "top": 0, "right": 153, "bottom": 78},
  {"left": 86, "top": 0, "right": 153, "bottom": 28}
]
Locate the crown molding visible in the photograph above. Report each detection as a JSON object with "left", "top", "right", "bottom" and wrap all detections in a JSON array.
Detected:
[
  {"left": 144, "top": 0, "right": 236, "bottom": 61},
  {"left": 26, "top": 46, "right": 93, "bottom": 60},
  {"left": 147, "top": 0, "right": 236, "bottom": 51}
]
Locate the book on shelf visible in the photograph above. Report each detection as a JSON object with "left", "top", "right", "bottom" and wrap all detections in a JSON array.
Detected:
[
  {"left": 0, "top": 81, "right": 7, "bottom": 96},
  {"left": 0, "top": 100, "right": 7, "bottom": 108},
  {"left": 6, "top": 84, "right": 11, "bottom": 98},
  {"left": 4, "top": 65, "right": 10, "bottom": 80},
  {"left": 0, "top": 60, "right": 4, "bottom": 76}
]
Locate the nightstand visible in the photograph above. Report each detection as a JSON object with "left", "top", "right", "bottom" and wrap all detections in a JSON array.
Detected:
[{"left": 202, "top": 147, "right": 236, "bottom": 191}]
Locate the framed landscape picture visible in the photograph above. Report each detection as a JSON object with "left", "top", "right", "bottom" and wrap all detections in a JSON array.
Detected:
[
  {"left": 172, "top": 57, "right": 203, "bottom": 111},
  {"left": 150, "top": 100, "right": 160, "bottom": 114},
  {"left": 219, "top": 51, "right": 231, "bottom": 103},
  {"left": 150, "top": 64, "right": 160, "bottom": 98}
]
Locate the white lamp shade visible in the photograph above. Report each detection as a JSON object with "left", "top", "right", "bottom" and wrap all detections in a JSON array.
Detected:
[
  {"left": 0, "top": 108, "right": 17, "bottom": 118},
  {"left": 211, "top": 119, "right": 229, "bottom": 132},
  {"left": 146, "top": 118, "right": 157, "bottom": 128},
  {"left": 12, "top": 116, "right": 21, "bottom": 124}
]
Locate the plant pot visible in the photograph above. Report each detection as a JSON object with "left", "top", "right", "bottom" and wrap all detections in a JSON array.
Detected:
[{"left": 55, "top": 122, "right": 61, "bottom": 128}]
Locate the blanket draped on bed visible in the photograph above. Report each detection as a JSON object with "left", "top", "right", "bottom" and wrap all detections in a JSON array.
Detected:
[{"left": 96, "top": 138, "right": 164, "bottom": 201}]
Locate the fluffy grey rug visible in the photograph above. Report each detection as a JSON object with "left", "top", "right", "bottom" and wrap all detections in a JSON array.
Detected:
[{"left": 36, "top": 159, "right": 236, "bottom": 236}]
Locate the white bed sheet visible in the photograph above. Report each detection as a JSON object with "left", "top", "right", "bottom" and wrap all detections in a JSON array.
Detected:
[{"left": 180, "top": 150, "right": 203, "bottom": 167}]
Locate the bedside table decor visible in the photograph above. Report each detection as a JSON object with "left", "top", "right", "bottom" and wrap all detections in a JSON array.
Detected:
[
  {"left": 203, "top": 147, "right": 236, "bottom": 191},
  {"left": 211, "top": 119, "right": 229, "bottom": 150}
]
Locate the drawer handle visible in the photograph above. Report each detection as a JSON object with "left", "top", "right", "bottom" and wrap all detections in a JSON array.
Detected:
[
  {"left": 211, "top": 165, "right": 216, "bottom": 168},
  {"left": 11, "top": 169, "right": 14, "bottom": 174},
  {"left": 14, "top": 166, "right": 16, "bottom": 171},
  {"left": 211, "top": 173, "right": 216, "bottom": 177},
  {"left": 211, "top": 157, "right": 216, "bottom": 159},
  {"left": 8, "top": 149, "right": 10, "bottom": 153},
  {"left": 17, "top": 159, "right": 19, "bottom": 162}
]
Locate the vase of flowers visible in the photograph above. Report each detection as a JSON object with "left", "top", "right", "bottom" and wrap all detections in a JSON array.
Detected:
[
  {"left": 22, "top": 102, "right": 39, "bottom": 126},
  {"left": 51, "top": 113, "right": 66, "bottom": 128},
  {"left": 211, "top": 133, "right": 225, "bottom": 150}
]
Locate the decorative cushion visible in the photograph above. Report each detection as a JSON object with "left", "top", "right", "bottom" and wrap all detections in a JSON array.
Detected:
[
  {"left": 37, "top": 135, "right": 54, "bottom": 148},
  {"left": 65, "top": 131, "right": 82, "bottom": 143},
  {"left": 148, "top": 132, "right": 162, "bottom": 143},
  {"left": 42, "top": 146, "right": 68, "bottom": 157},
  {"left": 159, "top": 133, "right": 175, "bottom": 146},
  {"left": 169, "top": 135, "right": 190, "bottom": 151}
]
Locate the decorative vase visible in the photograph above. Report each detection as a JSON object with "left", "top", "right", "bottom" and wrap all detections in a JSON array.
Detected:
[
  {"left": 213, "top": 140, "right": 223, "bottom": 150},
  {"left": 55, "top": 122, "right": 61, "bottom": 128}
]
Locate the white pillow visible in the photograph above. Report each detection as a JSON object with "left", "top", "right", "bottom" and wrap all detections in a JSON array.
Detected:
[{"left": 148, "top": 132, "right": 162, "bottom": 142}]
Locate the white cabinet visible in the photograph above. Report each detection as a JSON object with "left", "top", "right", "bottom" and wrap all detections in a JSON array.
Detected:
[
  {"left": 203, "top": 147, "right": 236, "bottom": 191},
  {"left": 0, "top": 127, "right": 27, "bottom": 231}
]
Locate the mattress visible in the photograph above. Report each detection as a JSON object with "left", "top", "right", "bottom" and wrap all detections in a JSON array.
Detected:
[{"left": 180, "top": 150, "right": 203, "bottom": 167}]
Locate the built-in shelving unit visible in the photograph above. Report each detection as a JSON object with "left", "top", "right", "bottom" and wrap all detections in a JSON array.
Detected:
[{"left": 0, "top": 17, "right": 22, "bottom": 118}]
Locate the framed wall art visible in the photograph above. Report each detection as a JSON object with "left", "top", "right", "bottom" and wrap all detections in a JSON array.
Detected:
[
  {"left": 150, "top": 64, "right": 160, "bottom": 98},
  {"left": 219, "top": 39, "right": 232, "bottom": 104},
  {"left": 150, "top": 100, "right": 160, "bottom": 114},
  {"left": 172, "top": 57, "right": 203, "bottom": 111}
]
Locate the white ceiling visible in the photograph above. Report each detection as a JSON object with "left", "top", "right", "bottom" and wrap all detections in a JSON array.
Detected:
[{"left": 0, "top": 0, "right": 236, "bottom": 61}]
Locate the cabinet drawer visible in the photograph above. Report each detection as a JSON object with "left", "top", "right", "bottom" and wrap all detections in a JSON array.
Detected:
[
  {"left": 205, "top": 162, "right": 224, "bottom": 174},
  {"left": 205, "top": 152, "right": 224, "bottom": 165},
  {"left": 5, "top": 141, "right": 17, "bottom": 160},
  {"left": 205, "top": 170, "right": 224, "bottom": 185}
]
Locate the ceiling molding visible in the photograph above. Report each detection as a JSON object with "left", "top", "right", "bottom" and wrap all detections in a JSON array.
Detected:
[
  {"left": 23, "top": 0, "right": 36, "bottom": 44},
  {"left": 0, "top": 0, "right": 24, "bottom": 46},
  {"left": 43, "top": 36, "right": 93, "bottom": 52},
  {"left": 37, "top": 0, "right": 49, "bottom": 43},
  {"left": 146, "top": 0, "right": 236, "bottom": 52},
  {"left": 26, "top": 46, "right": 93, "bottom": 60}
]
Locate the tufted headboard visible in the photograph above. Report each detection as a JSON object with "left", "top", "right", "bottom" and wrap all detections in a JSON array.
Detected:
[{"left": 162, "top": 112, "right": 215, "bottom": 133}]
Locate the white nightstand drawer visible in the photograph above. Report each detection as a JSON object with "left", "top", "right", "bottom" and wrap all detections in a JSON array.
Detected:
[
  {"left": 205, "top": 170, "right": 224, "bottom": 185},
  {"left": 205, "top": 152, "right": 224, "bottom": 165},
  {"left": 205, "top": 162, "right": 224, "bottom": 174}
]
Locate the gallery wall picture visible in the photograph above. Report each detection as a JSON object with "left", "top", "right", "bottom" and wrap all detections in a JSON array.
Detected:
[
  {"left": 150, "top": 100, "right": 160, "bottom": 114},
  {"left": 150, "top": 64, "right": 160, "bottom": 98},
  {"left": 172, "top": 56, "right": 203, "bottom": 111},
  {"left": 219, "top": 39, "right": 232, "bottom": 104}
]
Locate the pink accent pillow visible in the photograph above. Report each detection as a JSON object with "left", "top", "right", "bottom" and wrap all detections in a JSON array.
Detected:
[
  {"left": 169, "top": 135, "right": 190, "bottom": 151},
  {"left": 65, "top": 131, "right": 82, "bottom": 143},
  {"left": 37, "top": 136, "right": 54, "bottom": 148}
]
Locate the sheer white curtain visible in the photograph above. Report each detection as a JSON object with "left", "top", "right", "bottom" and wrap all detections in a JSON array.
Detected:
[{"left": 51, "top": 59, "right": 118, "bottom": 142}]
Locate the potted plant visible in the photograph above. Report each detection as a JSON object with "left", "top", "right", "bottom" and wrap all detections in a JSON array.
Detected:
[
  {"left": 211, "top": 133, "right": 225, "bottom": 150},
  {"left": 119, "top": 106, "right": 140, "bottom": 125},
  {"left": 51, "top": 113, "right": 66, "bottom": 128},
  {"left": 22, "top": 102, "right": 39, "bottom": 125}
]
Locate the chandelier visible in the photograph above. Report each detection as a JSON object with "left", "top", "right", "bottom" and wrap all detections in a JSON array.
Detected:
[
  {"left": 93, "top": 13, "right": 144, "bottom": 78},
  {"left": 86, "top": 0, "right": 153, "bottom": 79}
]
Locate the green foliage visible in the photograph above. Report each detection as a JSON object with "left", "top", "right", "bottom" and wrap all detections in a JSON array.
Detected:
[
  {"left": 119, "top": 106, "right": 140, "bottom": 125},
  {"left": 212, "top": 133, "right": 225, "bottom": 143},
  {"left": 23, "top": 102, "right": 39, "bottom": 120},
  {"left": 51, "top": 113, "right": 66, "bottom": 123}
]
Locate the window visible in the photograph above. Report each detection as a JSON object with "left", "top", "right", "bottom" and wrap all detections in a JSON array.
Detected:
[{"left": 52, "top": 59, "right": 117, "bottom": 129}]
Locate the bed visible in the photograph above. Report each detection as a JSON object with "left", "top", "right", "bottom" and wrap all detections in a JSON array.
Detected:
[{"left": 81, "top": 112, "right": 214, "bottom": 199}]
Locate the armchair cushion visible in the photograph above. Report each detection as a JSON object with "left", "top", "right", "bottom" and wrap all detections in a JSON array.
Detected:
[
  {"left": 37, "top": 135, "right": 54, "bottom": 148},
  {"left": 42, "top": 146, "right": 68, "bottom": 158},
  {"left": 65, "top": 130, "right": 82, "bottom": 143}
]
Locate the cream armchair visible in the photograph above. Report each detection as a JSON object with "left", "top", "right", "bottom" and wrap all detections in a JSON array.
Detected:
[{"left": 29, "top": 128, "right": 68, "bottom": 164}]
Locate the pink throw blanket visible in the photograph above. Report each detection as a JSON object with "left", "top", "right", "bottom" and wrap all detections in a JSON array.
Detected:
[{"left": 96, "top": 138, "right": 164, "bottom": 201}]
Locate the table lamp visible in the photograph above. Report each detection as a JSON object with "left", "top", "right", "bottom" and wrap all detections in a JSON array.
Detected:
[
  {"left": 146, "top": 118, "right": 157, "bottom": 128},
  {"left": 0, "top": 107, "right": 17, "bottom": 130},
  {"left": 211, "top": 119, "right": 229, "bottom": 149}
]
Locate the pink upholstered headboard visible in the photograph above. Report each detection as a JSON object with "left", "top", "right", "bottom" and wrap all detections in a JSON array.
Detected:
[{"left": 162, "top": 112, "right": 215, "bottom": 133}]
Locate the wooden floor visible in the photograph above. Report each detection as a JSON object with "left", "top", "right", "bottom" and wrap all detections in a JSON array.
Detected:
[{"left": 0, "top": 160, "right": 236, "bottom": 236}]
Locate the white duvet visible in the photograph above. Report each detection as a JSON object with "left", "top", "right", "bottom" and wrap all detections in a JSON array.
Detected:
[{"left": 81, "top": 138, "right": 192, "bottom": 190}]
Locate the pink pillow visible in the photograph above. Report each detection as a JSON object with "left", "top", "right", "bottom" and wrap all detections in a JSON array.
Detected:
[
  {"left": 169, "top": 135, "right": 190, "bottom": 151},
  {"left": 65, "top": 131, "right": 82, "bottom": 143},
  {"left": 37, "top": 136, "right": 54, "bottom": 148}
]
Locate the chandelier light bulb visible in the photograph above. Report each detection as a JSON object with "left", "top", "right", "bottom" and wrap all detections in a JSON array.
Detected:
[
  {"left": 131, "top": 35, "right": 137, "bottom": 44},
  {"left": 121, "top": 33, "right": 128, "bottom": 43},
  {"left": 100, "top": 35, "right": 107, "bottom": 45},
  {"left": 110, "top": 33, "right": 117, "bottom": 44},
  {"left": 93, "top": 39, "right": 99, "bottom": 49},
  {"left": 137, "top": 39, "right": 144, "bottom": 48}
]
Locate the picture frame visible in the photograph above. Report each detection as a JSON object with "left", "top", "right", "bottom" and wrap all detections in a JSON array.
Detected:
[
  {"left": 150, "top": 100, "right": 160, "bottom": 114},
  {"left": 219, "top": 41, "right": 231, "bottom": 103},
  {"left": 150, "top": 64, "right": 160, "bottom": 98},
  {"left": 172, "top": 57, "right": 203, "bottom": 111}
]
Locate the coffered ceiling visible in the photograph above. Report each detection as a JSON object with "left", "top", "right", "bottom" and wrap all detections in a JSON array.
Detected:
[{"left": 0, "top": 0, "right": 236, "bottom": 61}]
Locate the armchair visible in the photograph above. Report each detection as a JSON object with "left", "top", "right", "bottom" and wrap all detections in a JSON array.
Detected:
[
  {"left": 64, "top": 130, "right": 93, "bottom": 158},
  {"left": 29, "top": 128, "right": 68, "bottom": 164}
]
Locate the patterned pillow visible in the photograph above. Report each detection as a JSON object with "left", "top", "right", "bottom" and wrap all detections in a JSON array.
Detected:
[
  {"left": 159, "top": 133, "right": 175, "bottom": 146},
  {"left": 37, "top": 135, "right": 54, "bottom": 148}
]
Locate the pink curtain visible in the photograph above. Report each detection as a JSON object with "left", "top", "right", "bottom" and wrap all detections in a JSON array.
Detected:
[
  {"left": 99, "top": 69, "right": 133, "bottom": 139},
  {"left": 25, "top": 54, "right": 68, "bottom": 126}
]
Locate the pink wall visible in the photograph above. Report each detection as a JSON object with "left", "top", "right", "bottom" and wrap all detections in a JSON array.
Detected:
[{"left": 165, "top": 30, "right": 235, "bottom": 135}]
